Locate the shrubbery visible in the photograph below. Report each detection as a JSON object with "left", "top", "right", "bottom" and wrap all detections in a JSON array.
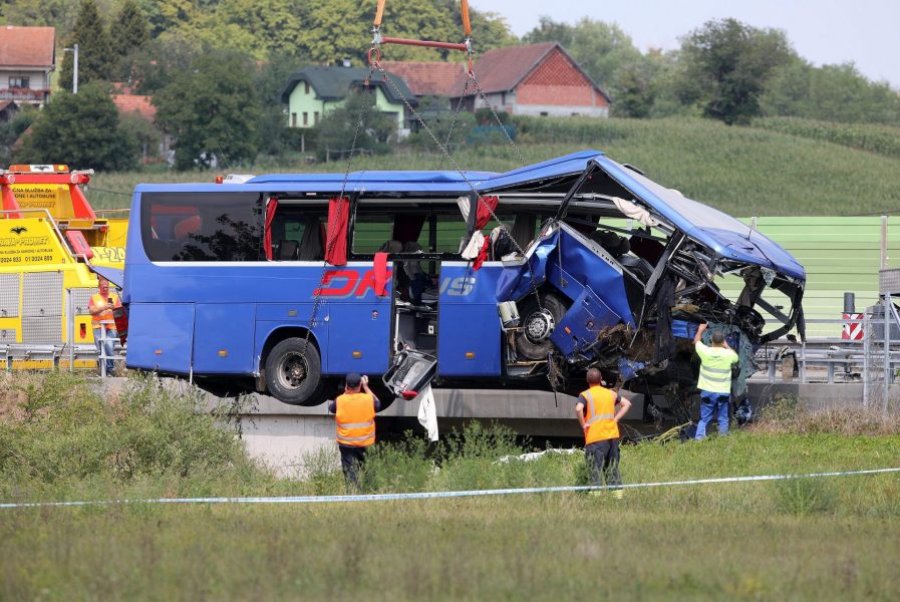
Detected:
[{"left": 0, "top": 373, "right": 254, "bottom": 497}]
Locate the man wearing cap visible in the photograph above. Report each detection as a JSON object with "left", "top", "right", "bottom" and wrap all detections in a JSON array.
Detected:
[
  {"left": 693, "top": 322, "right": 739, "bottom": 440},
  {"left": 328, "top": 373, "right": 382, "bottom": 489}
]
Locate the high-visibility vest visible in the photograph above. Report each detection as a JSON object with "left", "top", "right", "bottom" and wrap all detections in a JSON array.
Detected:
[
  {"left": 335, "top": 392, "right": 376, "bottom": 447},
  {"left": 581, "top": 385, "right": 619, "bottom": 444},
  {"left": 695, "top": 342, "right": 738, "bottom": 394},
  {"left": 90, "top": 292, "right": 121, "bottom": 325}
]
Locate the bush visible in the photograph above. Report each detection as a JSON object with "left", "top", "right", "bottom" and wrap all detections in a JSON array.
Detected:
[
  {"left": 0, "top": 373, "right": 256, "bottom": 495},
  {"left": 753, "top": 394, "right": 900, "bottom": 436},
  {"left": 363, "top": 432, "right": 433, "bottom": 493}
]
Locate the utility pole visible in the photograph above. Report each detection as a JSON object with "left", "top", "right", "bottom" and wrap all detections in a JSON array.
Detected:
[{"left": 63, "top": 43, "right": 79, "bottom": 94}]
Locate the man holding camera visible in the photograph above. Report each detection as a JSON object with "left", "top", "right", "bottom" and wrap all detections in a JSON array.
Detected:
[
  {"left": 693, "top": 322, "right": 739, "bottom": 440},
  {"left": 328, "top": 373, "right": 382, "bottom": 490}
]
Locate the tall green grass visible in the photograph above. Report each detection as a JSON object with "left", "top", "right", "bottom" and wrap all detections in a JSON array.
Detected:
[
  {"left": 754, "top": 116, "right": 900, "bottom": 159},
  {"left": 1, "top": 373, "right": 898, "bottom": 599},
  {"left": 86, "top": 117, "right": 900, "bottom": 216}
]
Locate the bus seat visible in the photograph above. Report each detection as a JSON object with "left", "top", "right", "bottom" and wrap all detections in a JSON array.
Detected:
[
  {"left": 620, "top": 254, "right": 654, "bottom": 281},
  {"left": 277, "top": 239, "right": 299, "bottom": 260},
  {"left": 379, "top": 240, "right": 403, "bottom": 254},
  {"left": 174, "top": 215, "right": 202, "bottom": 240}
]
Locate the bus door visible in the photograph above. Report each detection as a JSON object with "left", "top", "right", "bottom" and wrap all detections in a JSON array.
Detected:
[
  {"left": 437, "top": 261, "right": 502, "bottom": 377},
  {"left": 324, "top": 197, "right": 392, "bottom": 376}
]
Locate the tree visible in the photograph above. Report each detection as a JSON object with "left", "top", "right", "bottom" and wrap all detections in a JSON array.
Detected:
[
  {"left": 523, "top": 16, "right": 575, "bottom": 47},
  {"left": 0, "top": 107, "right": 39, "bottom": 166},
  {"left": 110, "top": 0, "right": 149, "bottom": 80},
  {"left": 613, "top": 60, "right": 657, "bottom": 118},
  {"left": 185, "top": 0, "right": 307, "bottom": 61},
  {"left": 761, "top": 61, "right": 900, "bottom": 125},
  {"left": 14, "top": 82, "right": 139, "bottom": 170},
  {"left": 677, "top": 18, "right": 795, "bottom": 124},
  {"left": 59, "top": 0, "right": 114, "bottom": 90},
  {"left": 153, "top": 51, "right": 261, "bottom": 170},
  {"left": 3, "top": 0, "right": 82, "bottom": 37},
  {"left": 295, "top": 0, "right": 513, "bottom": 65},
  {"left": 128, "top": 33, "right": 202, "bottom": 94},
  {"left": 314, "top": 91, "right": 396, "bottom": 162}
]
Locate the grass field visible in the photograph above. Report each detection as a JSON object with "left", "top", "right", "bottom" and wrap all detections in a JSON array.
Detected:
[
  {"left": 1, "top": 374, "right": 899, "bottom": 599},
  {"left": 87, "top": 117, "right": 900, "bottom": 217}
]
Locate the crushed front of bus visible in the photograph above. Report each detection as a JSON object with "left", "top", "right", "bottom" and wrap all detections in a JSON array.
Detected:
[{"left": 491, "top": 155, "right": 805, "bottom": 406}]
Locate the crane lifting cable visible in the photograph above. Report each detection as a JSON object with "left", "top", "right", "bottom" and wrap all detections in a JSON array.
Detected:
[{"left": 363, "top": 1, "right": 551, "bottom": 370}]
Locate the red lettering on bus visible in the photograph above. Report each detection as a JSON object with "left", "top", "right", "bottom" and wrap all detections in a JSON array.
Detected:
[
  {"left": 354, "top": 268, "right": 392, "bottom": 297},
  {"left": 314, "top": 270, "right": 358, "bottom": 296}
]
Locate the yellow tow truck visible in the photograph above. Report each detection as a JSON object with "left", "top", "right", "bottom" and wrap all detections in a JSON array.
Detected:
[{"left": 0, "top": 164, "right": 128, "bottom": 369}]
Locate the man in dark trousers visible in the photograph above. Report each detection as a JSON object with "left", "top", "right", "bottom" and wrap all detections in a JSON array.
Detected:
[
  {"left": 576, "top": 368, "right": 632, "bottom": 498},
  {"left": 693, "top": 322, "right": 739, "bottom": 440},
  {"left": 328, "top": 373, "right": 381, "bottom": 490}
]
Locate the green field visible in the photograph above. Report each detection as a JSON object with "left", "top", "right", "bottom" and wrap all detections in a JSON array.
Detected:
[
  {"left": 1, "top": 374, "right": 899, "bottom": 599},
  {"left": 88, "top": 117, "right": 900, "bottom": 217}
]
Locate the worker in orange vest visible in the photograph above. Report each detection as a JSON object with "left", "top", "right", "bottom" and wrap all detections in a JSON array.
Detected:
[
  {"left": 88, "top": 277, "right": 122, "bottom": 376},
  {"left": 328, "top": 373, "right": 382, "bottom": 490},
  {"left": 576, "top": 368, "right": 632, "bottom": 497}
]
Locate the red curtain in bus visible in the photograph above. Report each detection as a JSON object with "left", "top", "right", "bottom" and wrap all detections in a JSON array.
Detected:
[
  {"left": 475, "top": 195, "right": 499, "bottom": 230},
  {"left": 373, "top": 251, "right": 389, "bottom": 296},
  {"left": 325, "top": 196, "right": 350, "bottom": 266},
  {"left": 264, "top": 197, "right": 278, "bottom": 260}
]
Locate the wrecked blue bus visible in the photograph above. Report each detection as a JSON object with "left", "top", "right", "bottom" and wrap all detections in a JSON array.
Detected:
[{"left": 122, "top": 150, "right": 805, "bottom": 408}]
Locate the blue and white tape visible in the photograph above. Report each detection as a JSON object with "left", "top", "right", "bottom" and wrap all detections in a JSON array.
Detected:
[{"left": 1, "top": 467, "right": 898, "bottom": 509}]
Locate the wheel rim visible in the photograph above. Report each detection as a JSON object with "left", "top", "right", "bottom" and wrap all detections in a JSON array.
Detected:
[
  {"left": 524, "top": 309, "right": 555, "bottom": 344},
  {"left": 276, "top": 351, "right": 308, "bottom": 390}
]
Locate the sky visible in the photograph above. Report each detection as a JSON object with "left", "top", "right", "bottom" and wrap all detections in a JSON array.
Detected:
[{"left": 471, "top": 0, "right": 900, "bottom": 89}]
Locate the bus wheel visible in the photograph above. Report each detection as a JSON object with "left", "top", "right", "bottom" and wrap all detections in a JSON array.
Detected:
[
  {"left": 515, "top": 292, "right": 567, "bottom": 361},
  {"left": 265, "top": 338, "right": 323, "bottom": 405}
]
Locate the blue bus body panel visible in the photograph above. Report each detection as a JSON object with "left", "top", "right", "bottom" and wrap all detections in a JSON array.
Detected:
[
  {"left": 126, "top": 303, "right": 195, "bottom": 374},
  {"left": 550, "top": 287, "right": 622, "bottom": 357},
  {"left": 438, "top": 263, "right": 502, "bottom": 377},
  {"left": 496, "top": 225, "right": 635, "bottom": 327},
  {"left": 326, "top": 299, "right": 392, "bottom": 375},
  {"left": 193, "top": 303, "right": 256, "bottom": 374}
]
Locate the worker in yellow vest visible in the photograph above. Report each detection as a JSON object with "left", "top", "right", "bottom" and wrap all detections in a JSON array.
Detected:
[
  {"left": 693, "top": 322, "right": 739, "bottom": 440},
  {"left": 576, "top": 368, "right": 632, "bottom": 497},
  {"left": 88, "top": 277, "right": 122, "bottom": 375},
  {"left": 328, "top": 373, "right": 382, "bottom": 490}
]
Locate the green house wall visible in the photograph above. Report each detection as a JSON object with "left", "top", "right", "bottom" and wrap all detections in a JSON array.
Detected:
[{"left": 286, "top": 81, "right": 404, "bottom": 130}]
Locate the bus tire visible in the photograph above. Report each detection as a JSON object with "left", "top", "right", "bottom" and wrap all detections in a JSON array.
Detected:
[
  {"left": 515, "top": 292, "right": 567, "bottom": 361},
  {"left": 265, "top": 337, "right": 323, "bottom": 405}
]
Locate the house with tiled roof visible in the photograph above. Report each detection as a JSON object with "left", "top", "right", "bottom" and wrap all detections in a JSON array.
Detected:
[
  {"left": 280, "top": 65, "right": 417, "bottom": 133},
  {"left": 380, "top": 61, "right": 466, "bottom": 98},
  {"left": 0, "top": 26, "right": 56, "bottom": 108},
  {"left": 451, "top": 42, "right": 610, "bottom": 118}
]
